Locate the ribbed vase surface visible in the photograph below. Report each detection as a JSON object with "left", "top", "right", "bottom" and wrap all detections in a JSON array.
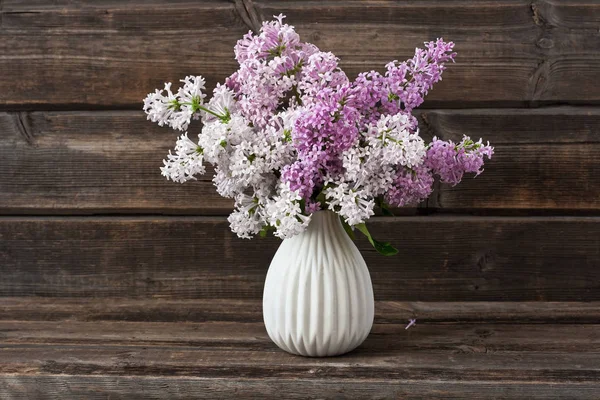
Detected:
[{"left": 263, "top": 210, "right": 374, "bottom": 357}]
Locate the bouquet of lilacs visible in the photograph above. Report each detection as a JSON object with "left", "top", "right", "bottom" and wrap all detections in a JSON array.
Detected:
[{"left": 143, "top": 15, "right": 493, "bottom": 255}]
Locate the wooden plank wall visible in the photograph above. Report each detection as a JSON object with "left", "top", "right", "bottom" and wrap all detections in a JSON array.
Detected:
[{"left": 1, "top": 0, "right": 599, "bottom": 301}]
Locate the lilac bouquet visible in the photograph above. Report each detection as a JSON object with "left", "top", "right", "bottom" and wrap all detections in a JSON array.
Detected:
[{"left": 143, "top": 15, "right": 493, "bottom": 255}]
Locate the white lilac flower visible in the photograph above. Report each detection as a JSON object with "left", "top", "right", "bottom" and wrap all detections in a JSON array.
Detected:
[
  {"left": 265, "top": 182, "right": 311, "bottom": 239},
  {"left": 166, "top": 75, "right": 206, "bottom": 131},
  {"left": 275, "top": 108, "right": 301, "bottom": 131},
  {"left": 204, "top": 84, "right": 237, "bottom": 122},
  {"left": 169, "top": 106, "right": 195, "bottom": 132},
  {"left": 266, "top": 109, "right": 300, "bottom": 166},
  {"left": 198, "top": 114, "right": 252, "bottom": 165},
  {"left": 228, "top": 139, "right": 273, "bottom": 187},
  {"left": 212, "top": 166, "right": 245, "bottom": 199},
  {"left": 178, "top": 75, "right": 206, "bottom": 106},
  {"left": 375, "top": 114, "right": 427, "bottom": 168},
  {"left": 252, "top": 174, "right": 278, "bottom": 202},
  {"left": 324, "top": 183, "right": 374, "bottom": 226},
  {"left": 143, "top": 82, "right": 179, "bottom": 127},
  {"left": 339, "top": 113, "right": 427, "bottom": 198},
  {"left": 143, "top": 76, "right": 207, "bottom": 132},
  {"left": 340, "top": 140, "right": 392, "bottom": 198},
  {"left": 160, "top": 133, "right": 205, "bottom": 183},
  {"left": 228, "top": 193, "right": 265, "bottom": 239},
  {"left": 198, "top": 120, "right": 230, "bottom": 164}
]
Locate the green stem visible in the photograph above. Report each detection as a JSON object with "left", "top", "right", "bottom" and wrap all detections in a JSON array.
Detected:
[
  {"left": 181, "top": 102, "right": 223, "bottom": 120},
  {"left": 197, "top": 105, "right": 223, "bottom": 119}
]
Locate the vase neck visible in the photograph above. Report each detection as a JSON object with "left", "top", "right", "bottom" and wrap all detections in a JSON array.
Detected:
[{"left": 306, "top": 210, "right": 342, "bottom": 235}]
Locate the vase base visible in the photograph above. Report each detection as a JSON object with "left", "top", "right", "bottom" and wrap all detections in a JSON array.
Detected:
[{"left": 266, "top": 330, "right": 370, "bottom": 357}]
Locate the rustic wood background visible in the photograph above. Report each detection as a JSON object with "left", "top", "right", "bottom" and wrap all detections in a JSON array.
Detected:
[
  {"left": 1, "top": 0, "right": 599, "bottom": 301},
  {"left": 1, "top": 1, "right": 600, "bottom": 398}
]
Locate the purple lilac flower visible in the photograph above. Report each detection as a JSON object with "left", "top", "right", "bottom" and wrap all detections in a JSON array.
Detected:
[
  {"left": 385, "top": 38, "right": 456, "bottom": 112},
  {"left": 234, "top": 14, "right": 301, "bottom": 63},
  {"left": 425, "top": 136, "right": 494, "bottom": 186},
  {"left": 281, "top": 160, "right": 321, "bottom": 200},
  {"left": 298, "top": 51, "right": 349, "bottom": 101},
  {"left": 385, "top": 166, "right": 434, "bottom": 207},
  {"left": 304, "top": 199, "right": 322, "bottom": 213},
  {"left": 405, "top": 319, "right": 417, "bottom": 330},
  {"left": 232, "top": 15, "right": 318, "bottom": 127},
  {"left": 289, "top": 86, "right": 361, "bottom": 198},
  {"left": 349, "top": 39, "right": 455, "bottom": 130},
  {"left": 350, "top": 70, "right": 388, "bottom": 127},
  {"left": 458, "top": 139, "right": 495, "bottom": 175},
  {"left": 295, "top": 87, "right": 360, "bottom": 155}
]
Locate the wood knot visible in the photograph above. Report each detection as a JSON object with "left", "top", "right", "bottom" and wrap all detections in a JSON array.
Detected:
[{"left": 536, "top": 37, "right": 554, "bottom": 49}]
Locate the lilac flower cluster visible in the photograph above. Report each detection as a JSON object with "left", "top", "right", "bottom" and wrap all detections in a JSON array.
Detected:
[
  {"left": 425, "top": 137, "right": 494, "bottom": 186},
  {"left": 143, "top": 15, "right": 493, "bottom": 242}
]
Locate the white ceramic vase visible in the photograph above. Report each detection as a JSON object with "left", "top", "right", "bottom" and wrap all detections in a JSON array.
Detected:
[{"left": 263, "top": 210, "right": 374, "bottom": 357}]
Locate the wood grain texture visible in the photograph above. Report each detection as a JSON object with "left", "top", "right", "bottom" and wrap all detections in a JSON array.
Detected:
[
  {"left": 0, "top": 1, "right": 598, "bottom": 398},
  {"left": 1, "top": 322, "right": 599, "bottom": 359},
  {"left": 0, "top": 317, "right": 599, "bottom": 398},
  {"left": 1, "top": 107, "right": 599, "bottom": 214},
  {"left": 422, "top": 107, "right": 600, "bottom": 211},
  {"left": 1, "top": 216, "right": 599, "bottom": 301},
  {"left": 1, "top": 300, "right": 599, "bottom": 399},
  {"left": 2, "top": 297, "right": 600, "bottom": 324},
  {"left": 0, "top": 111, "right": 232, "bottom": 214},
  {"left": 0, "top": 0, "right": 245, "bottom": 109},
  {"left": 3, "top": 376, "right": 600, "bottom": 400},
  {"left": 1, "top": 1, "right": 600, "bottom": 108}
]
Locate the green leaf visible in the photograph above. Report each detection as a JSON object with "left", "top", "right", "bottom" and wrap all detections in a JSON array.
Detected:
[
  {"left": 259, "top": 225, "right": 274, "bottom": 238},
  {"left": 375, "top": 197, "right": 395, "bottom": 216},
  {"left": 355, "top": 223, "right": 398, "bottom": 256},
  {"left": 381, "top": 207, "right": 395, "bottom": 217},
  {"left": 340, "top": 216, "right": 355, "bottom": 240},
  {"left": 298, "top": 198, "right": 306, "bottom": 214}
]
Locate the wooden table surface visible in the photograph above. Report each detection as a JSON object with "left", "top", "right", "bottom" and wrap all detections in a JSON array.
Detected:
[
  {"left": 1, "top": 1, "right": 600, "bottom": 398},
  {"left": 1, "top": 298, "right": 599, "bottom": 399}
]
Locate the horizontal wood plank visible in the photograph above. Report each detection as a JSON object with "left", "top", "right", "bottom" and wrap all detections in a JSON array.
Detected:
[
  {"left": 3, "top": 297, "right": 600, "bottom": 324},
  {"left": 421, "top": 107, "right": 600, "bottom": 211},
  {"left": 1, "top": 1, "right": 600, "bottom": 107},
  {"left": 1, "top": 322, "right": 599, "bottom": 359},
  {"left": 1, "top": 216, "right": 599, "bottom": 301},
  {"left": 1, "top": 321, "right": 599, "bottom": 372},
  {"left": 3, "top": 375, "right": 599, "bottom": 400},
  {"left": 1, "top": 107, "right": 599, "bottom": 214},
  {"left": 0, "top": 111, "right": 232, "bottom": 214},
  {"left": 0, "top": 318, "right": 599, "bottom": 398}
]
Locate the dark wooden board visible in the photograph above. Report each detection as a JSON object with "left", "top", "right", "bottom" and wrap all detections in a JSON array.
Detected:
[
  {"left": 421, "top": 107, "right": 600, "bottom": 211},
  {"left": 2, "top": 1, "right": 600, "bottom": 108},
  {"left": 3, "top": 375, "right": 599, "bottom": 400},
  {"left": 1, "top": 322, "right": 599, "bottom": 360},
  {"left": 3, "top": 297, "right": 600, "bottom": 324},
  {"left": 0, "top": 316, "right": 599, "bottom": 399},
  {"left": 1, "top": 216, "right": 599, "bottom": 301},
  {"left": 0, "top": 111, "right": 232, "bottom": 214},
  {"left": 1, "top": 300, "right": 599, "bottom": 399},
  {"left": 3, "top": 319, "right": 599, "bottom": 352},
  {"left": 1, "top": 107, "right": 599, "bottom": 214}
]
